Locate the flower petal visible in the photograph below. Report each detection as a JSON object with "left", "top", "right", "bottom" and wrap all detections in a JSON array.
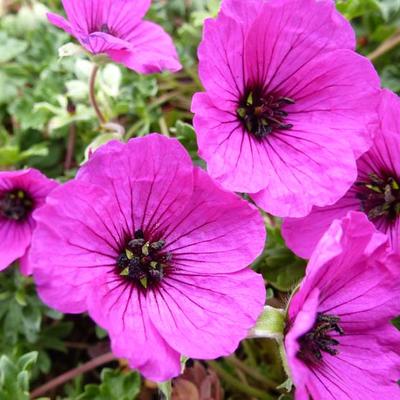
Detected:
[
  {"left": 59, "top": 0, "right": 150, "bottom": 34},
  {"left": 197, "top": 13, "right": 245, "bottom": 109},
  {"left": 286, "top": 212, "right": 400, "bottom": 399},
  {"left": 87, "top": 275, "right": 181, "bottom": 381},
  {"left": 243, "top": 0, "right": 355, "bottom": 88},
  {"left": 147, "top": 267, "right": 265, "bottom": 359},
  {"left": 0, "top": 169, "right": 58, "bottom": 273},
  {"left": 280, "top": 50, "right": 379, "bottom": 158},
  {"left": 106, "top": 21, "right": 182, "bottom": 73},
  {"left": 31, "top": 181, "right": 120, "bottom": 313},
  {"left": 82, "top": 32, "right": 131, "bottom": 54},
  {"left": 220, "top": 0, "right": 263, "bottom": 27},
  {"left": 164, "top": 168, "right": 266, "bottom": 273},
  {"left": 250, "top": 126, "right": 358, "bottom": 217},
  {"left": 47, "top": 12, "right": 74, "bottom": 34},
  {"left": 192, "top": 92, "right": 273, "bottom": 193},
  {"left": 77, "top": 134, "right": 194, "bottom": 238},
  {"left": 285, "top": 288, "right": 320, "bottom": 396},
  {"left": 282, "top": 191, "right": 359, "bottom": 258},
  {"left": 0, "top": 220, "right": 32, "bottom": 271}
]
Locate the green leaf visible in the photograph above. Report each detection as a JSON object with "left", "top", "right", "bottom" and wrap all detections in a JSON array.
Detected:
[
  {"left": 95, "top": 326, "right": 108, "bottom": 340},
  {"left": 255, "top": 226, "right": 306, "bottom": 292},
  {"left": 76, "top": 368, "right": 141, "bottom": 400},
  {"left": 0, "top": 33, "right": 28, "bottom": 63},
  {"left": 377, "top": 0, "right": 400, "bottom": 20},
  {"left": 158, "top": 380, "right": 172, "bottom": 400},
  {"left": 0, "top": 147, "right": 20, "bottom": 167},
  {"left": 0, "top": 352, "right": 38, "bottom": 400},
  {"left": 100, "top": 64, "right": 122, "bottom": 97},
  {"left": 391, "top": 316, "right": 400, "bottom": 330},
  {"left": 16, "top": 352, "right": 38, "bottom": 371},
  {"left": 336, "top": 0, "right": 380, "bottom": 20}
]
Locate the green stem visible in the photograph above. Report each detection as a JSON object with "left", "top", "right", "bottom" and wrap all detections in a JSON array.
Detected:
[
  {"left": 226, "top": 356, "right": 280, "bottom": 394},
  {"left": 208, "top": 361, "right": 275, "bottom": 400},
  {"left": 30, "top": 352, "right": 115, "bottom": 399},
  {"left": 368, "top": 28, "right": 400, "bottom": 61},
  {"left": 242, "top": 340, "right": 257, "bottom": 367},
  {"left": 89, "top": 64, "right": 106, "bottom": 124}
]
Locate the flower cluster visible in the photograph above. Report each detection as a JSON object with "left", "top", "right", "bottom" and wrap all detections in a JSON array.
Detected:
[{"left": 2, "top": 0, "right": 400, "bottom": 398}]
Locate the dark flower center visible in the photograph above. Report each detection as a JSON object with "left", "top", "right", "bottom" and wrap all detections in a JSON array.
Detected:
[
  {"left": 356, "top": 173, "right": 400, "bottom": 222},
  {"left": 116, "top": 229, "right": 172, "bottom": 290},
  {"left": 88, "top": 23, "right": 115, "bottom": 36},
  {"left": 100, "top": 24, "right": 111, "bottom": 34},
  {"left": 237, "top": 88, "right": 294, "bottom": 139},
  {"left": 298, "top": 313, "right": 344, "bottom": 363},
  {"left": 0, "top": 189, "right": 33, "bottom": 221}
]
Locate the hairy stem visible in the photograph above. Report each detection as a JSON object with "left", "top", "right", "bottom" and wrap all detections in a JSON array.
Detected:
[
  {"left": 30, "top": 352, "right": 115, "bottom": 399},
  {"left": 89, "top": 64, "right": 106, "bottom": 124}
]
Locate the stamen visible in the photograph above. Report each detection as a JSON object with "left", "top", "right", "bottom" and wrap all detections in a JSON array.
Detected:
[
  {"left": 356, "top": 173, "right": 400, "bottom": 222},
  {"left": 116, "top": 229, "right": 171, "bottom": 290},
  {"left": 237, "top": 88, "right": 295, "bottom": 139},
  {"left": 0, "top": 189, "right": 33, "bottom": 221},
  {"left": 298, "top": 313, "right": 344, "bottom": 363}
]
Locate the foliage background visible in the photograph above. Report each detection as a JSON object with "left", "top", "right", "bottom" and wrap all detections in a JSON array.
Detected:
[{"left": 0, "top": 0, "right": 400, "bottom": 398}]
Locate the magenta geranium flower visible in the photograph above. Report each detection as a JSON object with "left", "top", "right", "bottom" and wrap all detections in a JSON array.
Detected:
[
  {"left": 283, "top": 89, "right": 400, "bottom": 258},
  {"left": 47, "top": 0, "right": 181, "bottom": 74},
  {"left": 285, "top": 212, "right": 400, "bottom": 399},
  {"left": 191, "top": 0, "right": 381, "bottom": 217},
  {"left": 0, "top": 169, "right": 58, "bottom": 275},
  {"left": 30, "top": 134, "right": 266, "bottom": 381}
]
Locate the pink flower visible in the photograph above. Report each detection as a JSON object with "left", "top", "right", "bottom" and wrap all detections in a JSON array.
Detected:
[
  {"left": 30, "top": 134, "right": 266, "bottom": 381},
  {"left": 283, "top": 89, "right": 400, "bottom": 258},
  {"left": 48, "top": 0, "right": 181, "bottom": 74},
  {"left": 0, "top": 169, "right": 58, "bottom": 275},
  {"left": 285, "top": 212, "right": 400, "bottom": 400},
  {"left": 191, "top": 0, "right": 381, "bottom": 218}
]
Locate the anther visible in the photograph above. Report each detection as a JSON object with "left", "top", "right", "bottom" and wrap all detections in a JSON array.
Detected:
[
  {"left": 116, "top": 230, "right": 171, "bottom": 289},
  {"left": 237, "top": 89, "right": 295, "bottom": 139},
  {"left": 298, "top": 313, "right": 344, "bottom": 363}
]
